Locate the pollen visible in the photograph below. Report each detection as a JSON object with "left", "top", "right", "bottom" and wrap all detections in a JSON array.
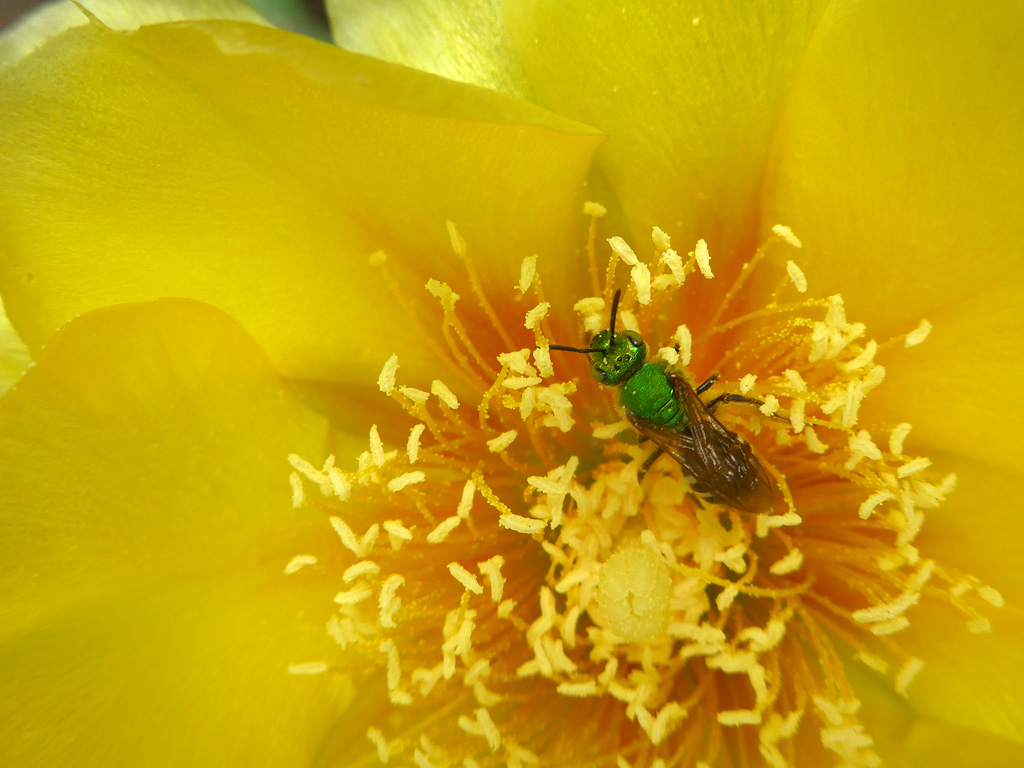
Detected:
[{"left": 286, "top": 218, "right": 999, "bottom": 768}]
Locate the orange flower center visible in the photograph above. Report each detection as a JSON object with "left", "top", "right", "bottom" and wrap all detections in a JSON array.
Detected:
[{"left": 286, "top": 209, "right": 1001, "bottom": 768}]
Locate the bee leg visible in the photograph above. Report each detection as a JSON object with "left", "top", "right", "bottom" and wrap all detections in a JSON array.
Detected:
[
  {"left": 705, "top": 392, "right": 763, "bottom": 412},
  {"left": 695, "top": 373, "right": 719, "bottom": 395},
  {"left": 637, "top": 447, "right": 665, "bottom": 482}
]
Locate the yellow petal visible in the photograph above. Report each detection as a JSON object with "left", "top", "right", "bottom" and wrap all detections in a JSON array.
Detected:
[
  {"left": 0, "top": 0, "right": 269, "bottom": 65},
  {"left": 0, "top": 19, "right": 603, "bottom": 387},
  {"left": 0, "top": 295, "right": 30, "bottom": 395},
  {"left": 0, "top": 299, "right": 357, "bottom": 763},
  {"left": 762, "top": 1, "right": 1024, "bottom": 472},
  {"left": 885, "top": 605, "right": 1024, "bottom": 746},
  {"left": 327, "top": 0, "right": 532, "bottom": 97},
  {"left": 852, "top": 662, "right": 1024, "bottom": 767},
  {"left": 910, "top": 452, "right": 1024, "bottom": 609},
  {"left": 333, "top": 1, "right": 832, "bottom": 262}
]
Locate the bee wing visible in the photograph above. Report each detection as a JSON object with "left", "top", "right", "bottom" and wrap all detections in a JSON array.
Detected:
[{"left": 664, "top": 370, "right": 774, "bottom": 513}]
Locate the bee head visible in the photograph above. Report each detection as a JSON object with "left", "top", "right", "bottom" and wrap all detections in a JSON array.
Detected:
[{"left": 588, "top": 329, "right": 646, "bottom": 385}]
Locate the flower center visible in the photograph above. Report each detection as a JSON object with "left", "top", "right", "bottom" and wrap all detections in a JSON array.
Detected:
[{"left": 286, "top": 209, "right": 1001, "bottom": 768}]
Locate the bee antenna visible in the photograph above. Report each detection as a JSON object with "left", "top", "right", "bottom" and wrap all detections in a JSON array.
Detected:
[
  {"left": 608, "top": 289, "right": 621, "bottom": 344},
  {"left": 548, "top": 344, "right": 597, "bottom": 354}
]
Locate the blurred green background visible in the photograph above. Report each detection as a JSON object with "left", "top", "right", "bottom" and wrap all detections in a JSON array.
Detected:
[{"left": 0, "top": 0, "right": 332, "bottom": 39}]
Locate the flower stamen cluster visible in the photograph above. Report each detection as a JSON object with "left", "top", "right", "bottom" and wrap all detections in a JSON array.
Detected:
[{"left": 286, "top": 212, "right": 1001, "bottom": 768}]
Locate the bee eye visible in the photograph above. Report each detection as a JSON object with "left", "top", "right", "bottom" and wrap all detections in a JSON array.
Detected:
[{"left": 629, "top": 337, "right": 641, "bottom": 348}]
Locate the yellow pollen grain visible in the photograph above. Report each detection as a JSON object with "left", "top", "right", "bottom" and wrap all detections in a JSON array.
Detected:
[
  {"left": 427, "top": 516, "right": 462, "bottom": 543},
  {"left": 383, "top": 519, "right": 413, "bottom": 548},
  {"left": 843, "top": 340, "right": 878, "bottom": 371},
  {"left": 519, "top": 254, "right": 538, "bottom": 293},
  {"left": 889, "top": 423, "right": 912, "bottom": 455},
  {"left": 895, "top": 658, "right": 925, "bottom": 695},
  {"left": 672, "top": 325, "right": 692, "bottom": 366},
  {"left": 369, "top": 425, "right": 386, "bottom": 466},
  {"left": 287, "top": 661, "right": 328, "bottom": 675},
  {"left": 473, "top": 681, "right": 502, "bottom": 707},
  {"left": 457, "top": 480, "right": 476, "bottom": 518},
  {"left": 284, "top": 554, "right": 317, "bottom": 574},
  {"left": 379, "top": 638, "right": 402, "bottom": 690},
  {"left": 574, "top": 296, "right": 606, "bottom": 315},
  {"left": 718, "top": 709, "right": 762, "bottom": 727},
  {"left": 430, "top": 380, "right": 460, "bottom": 409},
  {"left": 593, "top": 420, "right": 629, "bottom": 440},
  {"left": 289, "top": 472, "right": 304, "bottom": 508},
  {"left": 330, "top": 517, "right": 379, "bottom": 557},
  {"left": 327, "top": 467, "right": 351, "bottom": 500},
  {"left": 476, "top": 708, "right": 501, "bottom": 752},
  {"left": 448, "top": 562, "right": 484, "bottom": 594},
  {"left": 789, "top": 399, "right": 806, "bottom": 433},
  {"left": 858, "top": 490, "right": 894, "bottom": 520},
  {"left": 498, "top": 349, "right": 537, "bottom": 376},
  {"left": 478, "top": 555, "right": 506, "bottom": 602},
  {"left": 769, "top": 548, "right": 804, "bottom": 575},
  {"left": 583, "top": 200, "right": 607, "bottom": 217},
  {"left": 897, "top": 457, "right": 932, "bottom": 478},
  {"left": 524, "top": 302, "right": 550, "bottom": 330},
  {"left": 558, "top": 680, "right": 599, "bottom": 697},
  {"left": 406, "top": 424, "right": 425, "bottom": 463},
  {"left": 855, "top": 651, "right": 889, "bottom": 674},
  {"left": 378, "top": 354, "right": 399, "bottom": 394},
  {"left": 487, "top": 430, "right": 518, "bottom": 453},
  {"left": 503, "top": 375, "right": 541, "bottom": 390},
  {"left": 772, "top": 224, "right": 803, "bottom": 248},
  {"left": 783, "top": 369, "right": 807, "bottom": 392},
  {"left": 852, "top": 591, "right": 920, "bottom": 624},
  {"left": 759, "top": 395, "right": 780, "bottom": 416},
  {"left": 906, "top": 319, "right": 932, "bottom": 347},
  {"left": 398, "top": 385, "right": 430, "bottom": 404},
  {"left": 366, "top": 727, "right": 390, "bottom": 763},
  {"left": 849, "top": 431, "right": 883, "bottom": 461},
  {"left": 631, "top": 264, "right": 652, "bottom": 305},
  {"left": 786, "top": 261, "right": 808, "bottom": 293},
  {"left": 464, "top": 658, "right": 490, "bottom": 685},
  {"left": 388, "top": 471, "right": 425, "bottom": 492},
  {"left": 458, "top": 714, "right": 484, "bottom": 737},
  {"left": 694, "top": 239, "right": 714, "bottom": 278},
  {"left": 531, "top": 347, "right": 554, "bottom": 380},
  {"left": 379, "top": 574, "right": 405, "bottom": 628},
  {"left": 978, "top": 586, "right": 1005, "bottom": 607},
  {"left": 500, "top": 513, "right": 545, "bottom": 535},
  {"left": 739, "top": 373, "right": 757, "bottom": 395},
  {"left": 760, "top": 512, "right": 802, "bottom": 532},
  {"left": 651, "top": 703, "right": 687, "bottom": 745},
  {"left": 334, "top": 584, "right": 373, "bottom": 606},
  {"left": 289, "top": 453, "right": 325, "bottom": 485},
  {"left": 343, "top": 560, "right": 380, "bottom": 582},
  {"left": 660, "top": 248, "right": 685, "bottom": 285},
  {"left": 608, "top": 236, "right": 640, "bottom": 267},
  {"left": 804, "top": 426, "right": 828, "bottom": 454}
]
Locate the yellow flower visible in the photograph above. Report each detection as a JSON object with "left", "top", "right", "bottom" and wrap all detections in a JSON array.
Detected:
[{"left": 2, "top": 1, "right": 1023, "bottom": 766}]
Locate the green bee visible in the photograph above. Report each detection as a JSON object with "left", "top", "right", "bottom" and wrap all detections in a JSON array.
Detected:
[{"left": 549, "top": 290, "right": 773, "bottom": 513}]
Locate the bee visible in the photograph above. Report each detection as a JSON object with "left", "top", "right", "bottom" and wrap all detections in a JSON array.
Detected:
[{"left": 548, "top": 290, "right": 773, "bottom": 513}]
